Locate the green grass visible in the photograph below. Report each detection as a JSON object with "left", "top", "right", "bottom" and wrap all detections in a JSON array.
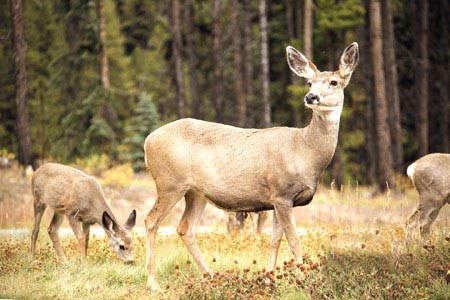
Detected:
[{"left": 1, "top": 225, "right": 449, "bottom": 300}]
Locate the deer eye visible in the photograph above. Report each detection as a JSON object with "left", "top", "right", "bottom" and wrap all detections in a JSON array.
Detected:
[
  {"left": 330, "top": 80, "right": 338, "bottom": 86},
  {"left": 307, "top": 81, "right": 312, "bottom": 87},
  {"left": 119, "top": 245, "right": 125, "bottom": 251}
]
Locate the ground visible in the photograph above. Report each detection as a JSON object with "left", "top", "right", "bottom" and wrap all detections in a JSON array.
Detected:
[{"left": 0, "top": 166, "right": 449, "bottom": 299}]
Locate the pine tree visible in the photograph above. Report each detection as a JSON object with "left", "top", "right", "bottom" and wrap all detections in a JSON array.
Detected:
[{"left": 122, "top": 92, "right": 160, "bottom": 171}]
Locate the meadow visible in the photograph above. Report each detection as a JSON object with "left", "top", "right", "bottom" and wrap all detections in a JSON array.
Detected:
[{"left": 1, "top": 165, "right": 449, "bottom": 300}]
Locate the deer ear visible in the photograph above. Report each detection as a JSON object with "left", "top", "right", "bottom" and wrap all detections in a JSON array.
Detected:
[
  {"left": 286, "top": 46, "right": 318, "bottom": 79},
  {"left": 102, "top": 211, "right": 118, "bottom": 232},
  {"left": 339, "top": 42, "right": 359, "bottom": 85},
  {"left": 124, "top": 209, "right": 136, "bottom": 230}
]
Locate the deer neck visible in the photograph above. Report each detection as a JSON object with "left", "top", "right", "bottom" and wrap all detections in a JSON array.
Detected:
[{"left": 300, "top": 108, "right": 342, "bottom": 169}]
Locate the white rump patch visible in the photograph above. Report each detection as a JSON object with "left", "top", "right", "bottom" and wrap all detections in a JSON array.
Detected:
[{"left": 406, "top": 162, "right": 416, "bottom": 179}]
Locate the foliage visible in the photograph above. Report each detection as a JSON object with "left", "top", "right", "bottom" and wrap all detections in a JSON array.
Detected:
[
  {"left": 100, "top": 163, "right": 134, "bottom": 188},
  {"left": 75, "top": 153, "right": 112, "bottom": 176},
  {"left": 122, "top": 92, "right": 160, "bottom": 171}
]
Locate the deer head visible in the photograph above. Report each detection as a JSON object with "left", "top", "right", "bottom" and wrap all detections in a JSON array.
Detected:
[
  {"left": 102, "top": 210, "right": 136, "bottom": 263},
  {"left": 286, "top": 42, "right": 359, "bottom": 121}
]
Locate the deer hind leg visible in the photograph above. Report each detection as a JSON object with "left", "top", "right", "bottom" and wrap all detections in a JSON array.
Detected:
[
  {"left": 418, "top": 200, "right": 443, "bottom": 242},
  {"left": 31, "top": 201, "right": 47, "bottom": 256},
  {"left": 267, "top": 211, "right": 283, "bottom": 272},
  {"left": 274, "top": 203, "right": 303, "bottom": 265},
  {"left": 145, "top": 188, "right": 186, "bottom": 291},
  {"left": 177, "top": 192, "right": 210, "bottom": 274},
  {"left": 48, "top": 213, "right": 65, "bottom": 259}
]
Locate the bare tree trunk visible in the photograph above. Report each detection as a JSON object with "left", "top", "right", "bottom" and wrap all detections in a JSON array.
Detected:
[
  {"left": 98, "top": 0, "right": 110, "bottom": 89},
  {"left": 172, "top": 0, "right": 186, "bottom": 118},
  {"left": 369, "top": 0, "right": 395, "bottom": 190},
  {"left": 243, "top": 0, "right": 254, "bottom": 127},
  {"left": 295, "top": 0, "right": 302, "bottom": 39},
  {"left": 259, "top": 0, "right": 271, "bottom": 127},
  {"left": 417, "top": 0, "right": 429, "bottom": 156},
  {"left": 231, "top": 0, "right": 246, "bottom": 127},
  {"left": 10, "top": 0, "right": 33, "bottom": 166},
  {"left": 437, "top": 0, "right": 449, "bottom": 152},
  {"left": 185, "top": 0, "right": 201, "bottom": 119},
  {"left": 364, "top": 0, "right": 377, "bottom": 185},
  {"left": 304, "top": 0, "right": 313, "bottom": 59},
  {"left": 381, "top": 0, "right": 403, "bottom": 171},
  {"left": 212, "top": 0, "right": 223, "bottom": 122},
  {"left": 286, "top": 0, "right": 301, "bottom": 127}
]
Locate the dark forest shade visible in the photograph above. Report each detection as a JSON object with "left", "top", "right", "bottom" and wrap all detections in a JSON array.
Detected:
[
  {"left": 10, "top": 0, "right": 32, "bottom": 167},
  {"left": 0, "top": 0, "right": 448, "bottom": 187}
]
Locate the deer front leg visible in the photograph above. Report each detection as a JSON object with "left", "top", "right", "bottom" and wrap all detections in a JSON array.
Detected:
[
  {"left": 274, "top": 203, "right": 303, "bottom": 265},
  {"left": 68, "top": 215, "right": 87, "bottom": 261},
  {"left": 267, "top": 211, "right": 283, "bottom": 272}
]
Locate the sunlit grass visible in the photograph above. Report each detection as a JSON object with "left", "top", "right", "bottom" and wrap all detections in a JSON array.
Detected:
[{"left": 1, "top": 225, "right": 449, "bottom": 299}]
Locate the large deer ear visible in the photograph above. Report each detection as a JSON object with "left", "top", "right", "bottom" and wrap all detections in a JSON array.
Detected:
[
  {"left": 286, "top": 46, "right": 318, "bottom": 79},
  {"left": 102, "top": 211, "right": 118, "bottom": 232},
  {"left": 124, "top": 209, "right": 136, "bottom": 231},
  {"left": 339, "top": 42, "right": 359, "bottom": 86}
]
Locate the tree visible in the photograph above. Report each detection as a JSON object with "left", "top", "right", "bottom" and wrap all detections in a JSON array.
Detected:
[
  {"left": 98, "top": 0, "right": 110, "bottom": 90},
  {"left": 97, "top": 0, "right": 118, "bottom": 132},
  {"left": 259, "top": 0, "right": 271, "bottom": 127},
  {"left": 417, "top": 0, "right": 429, "bottom": 156},
  {"left": 123, "top": 92, "right": 160, "bottom": 171},
  {"left": 212, "top": 0, "right": 223, "bottom": 122},
  {"left": 10, "top": 0, "right": 33, "bottom": 166},
  {"left": 171, "top": 0, "right": 186, "bottom": 118},
  {"left": 304, "top": 0, "right": 313, "bottom": 59},
  {"left": 231, "top": 0, "right": 246, "bottom": 127},
  {"left": 381, "top": 0, "right": 403, "bottom": 171},
  {"left": 185, "top": 0, "right": 201, "bottom": 119},
  {"left": 369, "top": 0, "right": 395, "bottom": 190},
  {"left": 243, "top": 0, "right": 254, "bottom": 127}
]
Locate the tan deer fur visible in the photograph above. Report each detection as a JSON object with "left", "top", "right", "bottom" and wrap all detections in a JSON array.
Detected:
[
  {"left": 143, "top": 43, "right": 359, "bottom": 290},
  {"left": 406, "top": 153, "right": 450, "bottom": 241},
  {"left": 31, "top": 163, "right": 136, "bottom": 263}
]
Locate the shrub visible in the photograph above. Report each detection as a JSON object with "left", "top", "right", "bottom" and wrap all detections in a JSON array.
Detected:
[{"left": 100, "top": 163, "right": 133, "bottom": 188}]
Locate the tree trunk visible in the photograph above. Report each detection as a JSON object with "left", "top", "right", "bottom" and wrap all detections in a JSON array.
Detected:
[
  {"left": 437, "top": 0, "right": 449, "bottom": 152},
  {"left": 10, "top": 0, "right": 33, "bottom": 166},
  {"left": 231, "top": 0, "right": 246, "bottom": 127},
  {"left": 171, "top": 0, "right": 186, "bottom": 118},
  {"left": 295, "top": 0, "right": 302, "bottom": 39},
  {"left": 185, "top": 0, "right": 201, "bottom": 119},
  {"left": 286, "top": 0, "right": 301, "bottom": 127},
  {"left": 369, "top": 0, "right": 395, "bottom": 190},
  {"left": 304, "top": 0, "right": 313, "bottom": 59},
  {"left": 243, "top": 0, "right": 254, "bottom": 127},
  {"left": 259, "top": 0, "right": 271, "bottom": 127},
  {"left": 417, "top": 0, "right": 429, "bottom": 156},
  {"left": 363, "top": 0, "right": 377, "bottom": 185},
  {"left": 212, "top": 0, "right": 223, "bottom": 122},
  {"left": 381, "top": 0, "right": 403, "bottom": 171},
  {"left": 98, "top": 0, "right": 110, "bottom": 89}
]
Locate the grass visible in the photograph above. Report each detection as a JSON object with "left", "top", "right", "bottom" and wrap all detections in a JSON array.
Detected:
[
  {"left": 1, "top": 226, "right": 449, "bottom": 300},
  {"left": 1, "top": 166, "right": 450, "bottom": 299}
]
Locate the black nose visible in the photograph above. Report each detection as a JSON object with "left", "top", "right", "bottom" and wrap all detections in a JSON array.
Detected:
[{"left": 305, "top": 93, "right": 319, "bottom": 104}]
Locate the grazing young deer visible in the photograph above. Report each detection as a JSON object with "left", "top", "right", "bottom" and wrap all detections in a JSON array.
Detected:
[
  {"left": 31, "top": 163, "right": 136, "bottom": 263},
  {"left": 406, "top": 153, "right": 450, "bottom": 242},
  {"left": 143, "top": 43, "right": 359, "bottom": 290}
]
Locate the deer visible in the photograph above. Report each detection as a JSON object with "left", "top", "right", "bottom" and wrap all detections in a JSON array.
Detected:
[
  {"left": 31, "top": 163, "right": 136, "bottom": 263},
  {"left": 143, "top": 42, "right": 359, "bottom": 291},
  {"left": 405, "top": 153, "right": 450, "bottom": 242}
]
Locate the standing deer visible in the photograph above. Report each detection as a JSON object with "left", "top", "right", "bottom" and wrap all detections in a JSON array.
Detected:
[
  {"left": 31, "top": 163, "right": 136, "bottom": 263},
  {"left": 143, "top": 42, "right": 359, "bottom": 290},
  {"left": 406, "top": 153, "right": 450, "bottom": 242}
]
